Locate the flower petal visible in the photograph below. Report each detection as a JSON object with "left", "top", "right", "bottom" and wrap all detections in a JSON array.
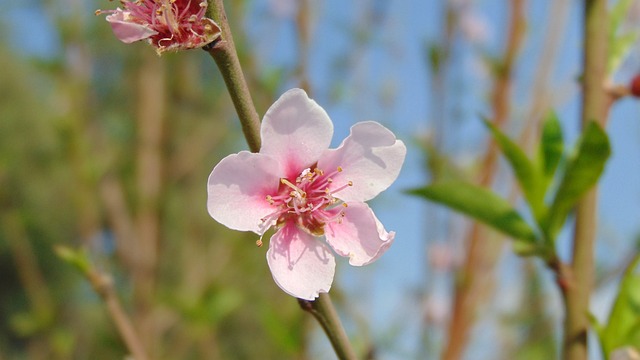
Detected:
[
  {"left": 260, "top": 89, "right": 333, "bottom": 178},
  {"left": 318, "top": 121, "right": 406, "bottom": 202},
  {"left": 106, "top": 10, "right": 158, "bottom": 44},
  {"left": 207, "top": 151, "right": 282, "bottom": 233},
  {"left": 324, "top": 202, "right": 395, "bottom": 266},
  {"left": 267, "top": 224, "right": 336, "bottom": 300}
]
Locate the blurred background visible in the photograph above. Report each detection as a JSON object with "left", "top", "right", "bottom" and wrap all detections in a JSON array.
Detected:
[{"left": 1, "top": 0, "right": 640, "bottom": 359}]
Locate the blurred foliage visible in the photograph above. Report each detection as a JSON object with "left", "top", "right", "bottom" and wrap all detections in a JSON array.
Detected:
[
  {"left": 0, "top": 1, "right": 308, "bottom": 359},
  {"left": 2, "top": 0, "right": 638, "bottom": 359}
]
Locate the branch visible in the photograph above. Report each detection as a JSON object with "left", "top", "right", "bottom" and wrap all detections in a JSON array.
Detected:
[
  {"left": 298, "top": 294, "right": 358, "bottom": 360},
  {"left": 205, "top": 0, "right": 261, "bottom": 153},
  {"left": 55, "top": 247, "right": 149, "bottom": 360},
  {"left": 563, "top": 1, "right": 609, "bottom": 359}
]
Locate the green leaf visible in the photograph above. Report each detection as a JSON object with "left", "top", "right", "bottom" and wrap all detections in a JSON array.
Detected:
[
  {"left": 408, "top": 181, "right": 538, "bottom": 245},
  {"left": 484, "top": 119, "right": 544, "bottom": 219},
  {"left": 539, "top": 111, "right": 564, "bottom": 181},
  {"left": 610, "top": 31, "right": 640, "bottom": 74},
  {"left": 609, "top": 0, "right": 638, "bottom": 74},
  {"left": 611, "top": 0, "right": 634, "bottom": 38},
  {"left": 544, "top": 122, "right": 610, "bottom": 239},
  {"left": 54, "top": 245, "right": 90, "bottom": 274},
  {"left": 600, "top": 271, "right": 640, "bottom": 357}
]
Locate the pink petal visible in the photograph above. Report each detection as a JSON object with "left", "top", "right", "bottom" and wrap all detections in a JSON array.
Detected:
[
  {"left": 207, "top": 151, "right": 282, "bottom": 233},
  {"left": 106, "top": 10, "right": 158, "bottom": 44},
  {"left": 318, "top": 121, "right": 406, "bottom": 202},
  {"left": 260, "top": 89, "right": 333, "bottom": 179},
  {"left": 324, "top": 202, "right": 395, "bottom": 266},
  {"left": 267, "top": 224, "right": 335, "bottom": 300}
]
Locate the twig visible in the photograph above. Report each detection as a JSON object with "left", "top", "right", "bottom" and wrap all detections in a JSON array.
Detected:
[
  {"left": 299, "top": 294, "right": 358, "bottom": 360},
  {"left": 56, "top": 247, "right": 149, "bottom": 360},
  {"left": 86, "top": 268, "right": 150, "bottom": 360},
  {"left": 205, "top": 0, "right": 262, "bottom": 153},
  {"left": 442, "top": 1, "right": 525, "bottom": 358}
]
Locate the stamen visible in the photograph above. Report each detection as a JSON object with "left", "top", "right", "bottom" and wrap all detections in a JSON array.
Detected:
[{"left": 281, "top": 178, "right": 305, "bottom": 195}]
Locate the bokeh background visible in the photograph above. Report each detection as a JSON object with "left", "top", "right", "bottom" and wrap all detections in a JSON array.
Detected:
[{"left": 1, "top": 0, "right": 640, "bottom": 359}]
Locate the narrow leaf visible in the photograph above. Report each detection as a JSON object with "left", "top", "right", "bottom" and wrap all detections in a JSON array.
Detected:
[
  {"left": 540, "top": 111, "right": 564, "bottom": 180},
  {"left": 601, "top": 273, "right": 640, "bottom": 355},
  {"left": 609, "top": 0, "right": 637, "bottom": 74},
  {"left": 609, "top": 31, "right": 640, "bottom": 74},
  {"left": 611, "top": 0, "right": 634, "bottom": 38},
  {"left": 408, "top": 181, "right": 538, "bottom": 243},
  {"left": 545, "top": 121, "right": 611, "bottom": 239},
  {"left": 484, "top": 119, "right": 543, "bottom": 218}
]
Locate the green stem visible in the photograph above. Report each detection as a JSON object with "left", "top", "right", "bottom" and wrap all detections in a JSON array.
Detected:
[
  {"left": 564, "top": 1, "right": 608, "bottom": 359},
  {"left": 299, "top": 293, "right": 358, "bottom": 360},
  {"left": 205, "top": 0, "right": 261, "bottom": 153}
]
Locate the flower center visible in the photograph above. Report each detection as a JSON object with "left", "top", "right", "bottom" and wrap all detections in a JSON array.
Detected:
[{"left": 260, "top": 166, "right": 353, "bottom": 238}]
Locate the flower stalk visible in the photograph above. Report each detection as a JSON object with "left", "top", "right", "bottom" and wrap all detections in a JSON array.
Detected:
[{"left": 299, "top": 294, "right": 358, "bottom": 360}]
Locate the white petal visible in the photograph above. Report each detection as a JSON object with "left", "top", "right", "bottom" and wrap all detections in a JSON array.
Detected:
[
  {"left": 207, "top": 151, "right": 282, "bottom": 233},
  {"left": 106, "top": 10, "right": 158, "bottom": 44},
  {"left": 324, "top": 202, "right": 395, "bottom": 266},
  {"left": 267, "top": 224, "right": 336, "bottom": 300},
  {"left": 318, "top": 121, "right": 406, "bottom": 202},
  {"left": 260, "top": 89, "right": 333, "bottom": 179}
]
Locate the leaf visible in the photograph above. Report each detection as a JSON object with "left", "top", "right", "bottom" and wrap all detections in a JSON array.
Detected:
[
  {"left": 544, "top": 122, "right": 610, "bottom": 239},
  {"left": 54, "top": 245, "right": 90, "bottom": 274},
  {"left": 408, "top": 181, "right": 538, "bottom": 245},
  {"left": 484, "top": 119, "right": 544, "bottom": 219},
  {"left": 611, "top": 0, "right": 634, "bottom": 38},
  {"left": 540, "top": 111, "right": 564, "bottom": 181},
  {"left": 609, "top": 31, "right": 640, "bottom": 74},
  {"left": 600, "top": 271, "right": 640, "bottom": 357},
  {"left": 608, "top": 0, "right": 638, "bottom": 74}
]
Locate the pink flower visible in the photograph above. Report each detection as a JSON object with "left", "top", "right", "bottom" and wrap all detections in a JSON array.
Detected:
[
  {"left": 97, "top": 0, "right": 221, "bottom": 53},
  {"left": 207, "top": 89, "right": 406, "bottom": 300}
]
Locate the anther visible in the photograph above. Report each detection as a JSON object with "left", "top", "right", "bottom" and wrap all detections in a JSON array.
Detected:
[
  {"left": 337, "top": 166, "right": 343, "bottom": 172},
  {"left": 347, "top": 181, "right": 353, "bottom": 186},
  {"left": 256, "top": 239, "right": 263, "bottom": 247}
]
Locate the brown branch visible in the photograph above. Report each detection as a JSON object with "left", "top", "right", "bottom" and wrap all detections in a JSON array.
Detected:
[
  {"left": 85, "top": 266, "right": 150, "bottom": 360},
  {"left": 442, "top": 1, "right": 525, "bottom": 358}
]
